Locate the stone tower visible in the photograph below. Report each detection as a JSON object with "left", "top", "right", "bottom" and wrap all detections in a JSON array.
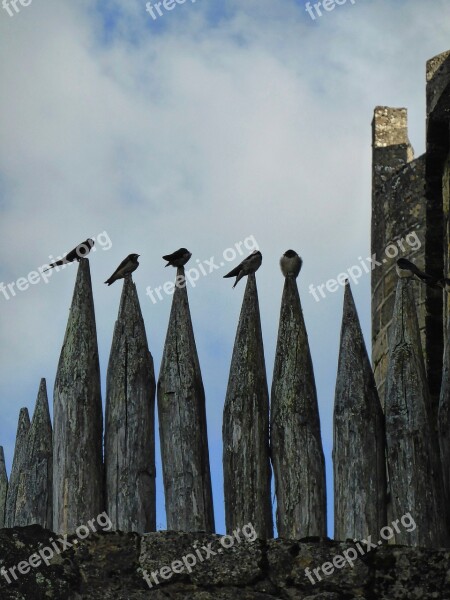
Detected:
[
  {"left": 371, "top": 49, "right": 450, "bottom": 416},
  {"left": 371, "top": 106, "right": 426, "bottom": 405}
]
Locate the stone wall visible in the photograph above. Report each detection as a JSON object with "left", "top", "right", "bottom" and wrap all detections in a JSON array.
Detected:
[
  {"left": 0, "top": 526, "right": 450, "bottom": 599},
  {"left": 371, "top": 107, "right": 426, "bottom": 404},
  {"left": 372, "top": 50, "right": 450, "bottom": 410},
  {"left": 425, "top": 51, "right": 450, "bottom": 414}
]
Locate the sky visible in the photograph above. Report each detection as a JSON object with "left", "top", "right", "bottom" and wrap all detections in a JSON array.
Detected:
[{"left": 0, "top": 0, "right": 449, "bottom": 536}]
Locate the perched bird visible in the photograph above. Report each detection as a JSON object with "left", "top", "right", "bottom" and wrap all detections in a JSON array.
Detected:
[
  {"left": 105, "top": 254, "right": 140, "bottom": 286},
  {"left": 162, "top": 248, "right": 192, "bottom": 268},
  {"left": 44, "top": 238, "right": 95, "bottom": 271},
  {"left": 396, "top": 258, "right": 437, "bottom": 286},
  {"left": 280, "top": 250, "right": 302, "bottom": 278},
  {"left": 223, "top": 250, "right": 262, "bottom": 288}
]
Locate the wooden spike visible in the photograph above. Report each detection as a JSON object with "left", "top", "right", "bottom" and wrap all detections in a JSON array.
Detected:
[
  {"left": 438, "top": 315, "right": 450, "bottom": 527},
  {"left": 385, "top": 278, "right": 447, "bottom": 547},
  {"left": 14, "top": 379, "right": 53, "bottom": 528},
  {"left": 4, "top": 408, "right": 30, "bottom": 527},
  {"left": 271, "top": 276, "right": 327, "bottom": 539},
  {"left": 157, "top": 268, "right": 215, "bottom": 532},
  {"left": 223, "top": 274, "right": 273, "bottom": 539},
  {"left": 333, "top": 282, "right": 387, "bottom": 540},
  {"left": 0, "top": 446, "right": 8, "bottom": 528},
  {"left": 105, "top": 277, "right": 156, "bottom": 533},
  {"left": 53, "top": 259, "right": 103, "bottom": 534}
]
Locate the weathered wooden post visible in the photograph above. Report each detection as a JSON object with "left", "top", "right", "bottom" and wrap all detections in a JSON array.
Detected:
[
  {"left": 4, "top": 408, "right": 30, "bottom": 527},
  {"left": 157, "top": 268, "right": 215, "bottom": 532},
  {"left": 53, "top": 259, "right": 104, "bottom": 534},
  {"left": 0, "top": 447, "right": 7, "bottom": 528},
  {"left": 385, "top": 278, "right": 447, "bottom": 547},
  {"left": 14, "top": 379, "right": 53, "bottom": 529},
  {"left": 439, "top": 315, "right": 450, "bottom": 526},
  {"left": 223, "top": 273, "right": 273, "bottom": 539},
  {"left": 105, "top": 277, "right": 156, "bottom": 533},
  {"left": 271, "top": 271, "right": 326, "bottom": 539},
  {"left": 333, "top": 282, "right": 387, "bottom": 541}
]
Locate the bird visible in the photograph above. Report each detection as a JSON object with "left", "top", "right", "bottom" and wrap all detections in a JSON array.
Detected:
[
  {"left": 223, "top": 250, "right": 262, "bottom": 288},
  {"left": 44, "top": 238, "right": 95, "bottom": 271},
  {"left": 104, "top": 254, "right": 140, "bottom": 286},
  {"left": 280, "top": 250, "right": 302, "bottom": 278},
  {"left": 162, "top": 248, "right": 192, "bottom": 268},
  {"left": 396, "top": 258, "right": 437, "bottom": 286}
]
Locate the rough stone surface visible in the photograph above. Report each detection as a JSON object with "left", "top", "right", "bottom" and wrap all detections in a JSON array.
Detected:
[
  {"left": 15, "top": 379, "right": 53, "bottom": 529},
  {"left": 430, "top": 53, "right": 450, "bottom": 533},
  {"left": 425, "top": 52, "right": 449, "bottom": 412},
  {"left": 271, "top": 276, "right": 326, "bottom": 539},
  {"left": 371, "top": 106, "right": 426, "bottom": 407},
  {"left": 0, "top": 446, "right": 7, "bottom": 528},
  {"left": 426, "top": 50, "right": 450, "bottom": 115},
  {"left": 53, "top": 258, "right": 104, "bottom": 535},
  {"left": 0, "top": 527, "right": 450, "bottom": 599},
  {"left": 385, "top": 279, "right": 447, "bottom": 547},
  {"left": 223, "top": 273, "right": 273, "bottom": 540},
  {"left": 373, "top": 51, "right": 450, "bottom": 426},
  {"left": 105, "top": 277, "right": 156, "bottom": 533},
  {"left": 5, "top": 408, "right": 30, "bottom": 527},
  {"left": 157, "top": 267, "right": 214, "bottom": 533},
  {"left": 333, "top": 283, "right": 387, "bottom": 541}
]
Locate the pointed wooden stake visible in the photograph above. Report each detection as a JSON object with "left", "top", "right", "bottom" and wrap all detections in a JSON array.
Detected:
[
  {"left": 105, "top": 277, "right": 156, "bottom": 533},
  {"left": 333, "top": 282, "right": 387, "bottom": 540},
  {"left": 385, "top": 279, "right": 447, "bottom": 547},
  {"left": 5, "top": 408, "right": 30, "bottom": 527},
  {"left": 157, "top": 268, "right": 215, "bottom": 532},
  {"left": 53, "top": 259, "right": 103, "bottom": 534},
  {"left": 0, "top": 447, "right": 8, "bottom": 528},
  {"left": 14, "top": 379, "right": 53, "bottom": 528},
  {"left": 438, "top": 315, "right": 450, "bottom": 528},
  {"left": 223, "top": 274, "right": 273, "bottom": 539},
  {"left": 271, "top": 276, "right": 326, "bottom": 538}
]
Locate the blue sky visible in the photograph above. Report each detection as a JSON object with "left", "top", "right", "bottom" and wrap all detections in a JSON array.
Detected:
[{"left": 0, "top": 0, "right": 449, "bottom": 536}]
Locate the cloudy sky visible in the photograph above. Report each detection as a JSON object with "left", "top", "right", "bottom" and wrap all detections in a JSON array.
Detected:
[{"left": 1, "top": 0, "right": 449, "bottom": 535}]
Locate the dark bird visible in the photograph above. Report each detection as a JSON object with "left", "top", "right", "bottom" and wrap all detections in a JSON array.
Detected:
[
  {"left": 396, "top": 258, "right": 437, "bottom": 285},
  {"left": 280, "top": 250, "right": 302, "bottom": 278},
  {"left": 223, "top": 250, "right": 262, "bottom": 288},
  {"left": 44, "top": 238, "right": 95, "bottom": 271},
  {"left": 105, "top": 254, "right": 140, "bottom": 286},
  {"left": 162, "top": 248, "right": 192, "bottom": 268}
]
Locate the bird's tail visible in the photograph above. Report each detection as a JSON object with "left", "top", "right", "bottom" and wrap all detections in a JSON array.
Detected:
[
  {"left": 43, "top": 260, "right": 65, "bottom": 272},
  {"left": 414, "top": 269, "right": 439, "bottom": 287},
  {"left": 104, "top": 277, "right": 115, "bottom": 286},
  {"left": 224, "top": 265, "right": 241, "bottom": 279},
  {"left": 232, "top": 271, "right": 245, "bottom": 288}
]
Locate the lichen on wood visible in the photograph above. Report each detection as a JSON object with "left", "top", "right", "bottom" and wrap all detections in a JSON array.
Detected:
[
  {"left": 223, "top": 273, "right": 273, "bottom": 539},
  {"left": 157, "top": 268, "right": 215, "bottom": 532},
  {"left": 105, "top": 277, "right": 156, "bottom": 533}
]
